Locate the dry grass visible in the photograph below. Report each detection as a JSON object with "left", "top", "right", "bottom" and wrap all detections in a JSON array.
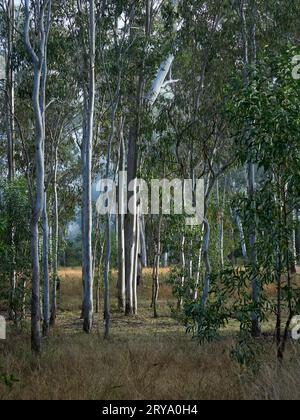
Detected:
[
  {"left": 0, "top": 333, "right": 242, "bottom": 400},
  {"left": 0, "top": 267, "right": 300, "bottom": 400},
  {"left": 242, "top": 353, "right": 300, "bottom": 400}
]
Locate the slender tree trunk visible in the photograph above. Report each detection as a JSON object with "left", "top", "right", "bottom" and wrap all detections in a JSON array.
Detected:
[
  {"left": 145, "top": 0, "right": 180, "bottom": 106},
  {"left": 201, "top": 219, "right": 211, "bottom": 307},
  {"left": 117, "top": 169, "right": 126, "bottom": 311},
  {"left": 82, "top": 0, "right": 96, "bottom": 333},
  {"left": 50, "top": 145, "right": 58, "bottom": 327},
  {"left": 124, "top": 0, "right": 175, "bottom": 315},
  {"left": 95, "top": 241, "right": 104, "bottom": 314},
  {"left": 6, "top": 0, "right": 16, "bottom": 322},
  {"left": 103, "top": 214, "right": 111, "bottom": 338},
  {"left": 291, "top": 209, "right": 298, "bottom": 272},
  {"left": 140, "top": 215, "right": 148, "bottom": 268},
  {"left": 162, "top": 252, "right": 168, "bottom": 268},
  {"left": 92, "top": 217, "right": 100, "bottom": 282},
  {"left": 133, "top": 205, "right": 140, "bottom": 315},
  {"left": 178, "top": 235, "right": 186, "bottom": 309},
  {"left": 188, "top": 239, "right": 193, "bottom": 280},
  {"left": 152, "top": 217, "right": 162, "bottom": 318},
  {"left": 125, "top": 121, "right": 140, "bottom": 316},
  {"left": 219, "top": 179, "right": 227, "bottom": 269},
  {"left": 24, "top": 0, "right": 52, "bottom": 354},
  {"left": 42, "top": 193, "right": 50, "bottom": 336},
  {"left": 6, "top": 0, "right": 15, "bottom": 182},
  {"left": 194, "top": 224, "right": 204, "bottom": 300},
  {"left": 103, "top": 97, "right": 119, "bottom": 336}
]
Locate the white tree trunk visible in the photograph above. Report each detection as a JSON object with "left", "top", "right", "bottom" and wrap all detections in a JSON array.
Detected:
[
  {"left": 6, "top": 0, "right": 15, "bottom": 181},
  {"left": 118, "top": 161, "right": 126, "bottom": 311},
  {"left": 133, "top": 205, "right": 141, "bottom": 315},
  {"left": 201, "top": 219, "right": 211, "bottom": 307},
  {"left": 42, "top": 193, "right": 50, "bottom": 336},
  {"left": 145, "top": 0, "right": 180, "bottom": 106},
  {"left": 50, "top": 145, "right": 58, "bottom": 326},
  {"left": 140, "top": 215, "right": 148, "bottom": 268},
  {"left": 82, "top": 0, "right": 96, "bottom": 333},
  {"left": 235, "top": 211, "right": 248, "bottom": 262},
  {"left": 194, "top": 224, "right": 204, "bottom": 301},
  {"left": 24, "top": 0, "right": 52, "bottom": 354}
]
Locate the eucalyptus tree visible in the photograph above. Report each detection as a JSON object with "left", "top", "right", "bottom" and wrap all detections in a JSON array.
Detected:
[
  {"left": 97, "top": 0, "right": 133, "bottom": 335},
  {"left": 123, "top": 0, "right": 181, "bottom": 315},
  {"left": 233, "top": 48, "right": 300, "bottom": 360},
  {"left": 24, "top": 0, "right": 52, "bottom": 353},
  {"left": 0, "top": 0, "right": 15, "bottom": 182},
  {"left": 77, "top": 0, "right": 96, "bottom": 333},
  {"left": 165, "top": 0, "right": 238, "bottom": 308},
  {"left": 0, "top": 0, "right": 16, "bottom": 321}
]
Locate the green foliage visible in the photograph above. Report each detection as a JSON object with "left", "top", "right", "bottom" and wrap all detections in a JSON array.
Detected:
[
  {"left": 0, "top": 364, "right": 19, "bottom": 391},
  {"left": 0, "top": 180, "right": 31, "bottom": 316}
]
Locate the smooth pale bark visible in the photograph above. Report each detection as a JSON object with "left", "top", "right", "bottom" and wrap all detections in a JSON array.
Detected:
[
  {"left": 42, "top": 193, "right": 50, "bottom": 336},
  {"left": 125, "top": 0, "right": 179, "bottom": 316},
  {"left": 6, "top": 0, "right": 15, "bottom": 181},
  {"left": 95, "top": 241, "right": 105, "bottom": 314},
  {"left": 117, "top": 136, "right": 126, "bottom": 311},
  {"left": 294, "top": 209, "right": 300, "bottom": 265},
  {"left": 124, "top": 7, "right": 140, "bottom": 317},
  {"left": 40, "top": 12, "right": 50, "bottom": 337},
  {"left": 125, "top": 175, "right": 139, "bottom": 315},
  {"left": 133, "top": 205, "right": 141, "bottom": 315},
  {"left": 189, "top": 239, "right": 193, "bottom": 280},
  {"left": 234, "top": 210, "right": 248, "bottom": 262},
  {"left": 194, "top": 224, "right": 204, "bottom": 301},
  {"left": 125, "top": 114, "right": 140, "bottom": 315},
  {"left": 162, "top": 252, "right": 168, "bottom": 268},
  {"left": 145, "top": 0, "right": 180, "bottom": 106},
  {"left": 93, "top": 215, "right": 104, "bottom": 317},
  {"left": 82, "top": 0, "right": 96, "bottom": 333},
  {"left": 50, "top": 144, "right": 58, "bottom": 326},
  {"left": 103, "top": 91, "right": 119, "bottom": 334},
  {"left": 140, "top": 215, "right": 148, "bottom": 268},
  {"left": 201, "top": 219, "right": 211, "bottom": 307},
  {"left": 103, "top": 215, "right": 111, "bottom": 338},
  {"left": 24, "top": 0, "right": 52, "bottom": 354},
  {"left": 92, "top": 217, "right": 100, "bottom": 281}
]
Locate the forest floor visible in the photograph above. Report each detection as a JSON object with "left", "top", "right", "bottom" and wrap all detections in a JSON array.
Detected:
[{"left": 1, "top": 267, "right": 300, "bottom": 400}]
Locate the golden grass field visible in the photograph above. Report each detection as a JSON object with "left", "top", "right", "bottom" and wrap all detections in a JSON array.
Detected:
[{"left": 0, "top": 267, "right": 300, "bottom": 400}]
